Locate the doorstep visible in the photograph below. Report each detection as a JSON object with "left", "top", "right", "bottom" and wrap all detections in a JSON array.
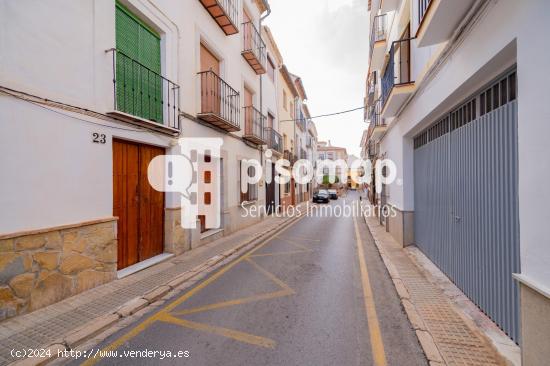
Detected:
[
  {"left": 117, "top": 253, "right": 175, "bottom": 279},
  {"left": 361, "top": 203, "right": 520, "bottom": 366},
  {"left": 0, "top": 210, "right": 305, "bottom": 366}
]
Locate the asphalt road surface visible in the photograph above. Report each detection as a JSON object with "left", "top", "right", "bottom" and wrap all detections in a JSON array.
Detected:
[{"left": 70, "top": 192, "right": 427, "bottom": 366}]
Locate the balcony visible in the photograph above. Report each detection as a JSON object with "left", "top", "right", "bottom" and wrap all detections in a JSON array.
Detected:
[
  {"left": 243, "top": 106, "right": 266, "bottom": 145},
  {"left": 264, "top": 127, "right": 283, "bottom": 154},
  {"left": 198, "top": 0, "right": 239, "bottom": 35},
  {"left": 416, "top": 0, "right": 476, "bottom": 47},
  {"left": 369, "top": 14, "right": 387, "bottom": 71},
  {"left": 283, "top": 149, "right": 297, "bottom": 164},
  {"left": 381, "top": 38, "right": 415, "bottom": 118},
  {"left": 197, "top": 70, "right": 240, "bottom": 132},
  {"left": 367, "top": 71, "right": 377, "bottom": 106},
  {"left": 107, "top": 48, "right": 180, "bottom": 131},
  {"left": 368, "top": 141, "right": 378, "bottom": 159},
  {"left": 242, "top": 21, "right": 266, "bottom": 75},
  {"left": 300, "top": 119, "right": 307, "bottom": 131},
  {"left": 368, "top": 98, "right": 387, "bottom": 141}
]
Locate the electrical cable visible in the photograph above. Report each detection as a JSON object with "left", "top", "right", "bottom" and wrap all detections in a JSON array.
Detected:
[{"left": 279, "top": 105, "right": 365, "bottom": 122}]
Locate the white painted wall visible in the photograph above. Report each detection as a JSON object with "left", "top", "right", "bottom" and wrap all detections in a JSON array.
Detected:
[
  {"left": 377, "top": 0, "right": 550, "bottom": 289},
  {"left": 0, "top": 0, "right": 270, "bottom": 234}
]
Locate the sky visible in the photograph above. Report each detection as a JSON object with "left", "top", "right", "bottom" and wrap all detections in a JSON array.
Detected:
[{"left": 264, "top": 0, "right": 369, "bottom": 157}]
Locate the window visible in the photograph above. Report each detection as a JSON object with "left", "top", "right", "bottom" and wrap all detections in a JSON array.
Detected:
[
  {"left": 204, "top": 171, "right": 211, "bottom": 184},
  {"left": 283, "top": 90, "right": 287, "bottom": 111},
  {"left": 115, "top": 1, "right": 162, "bottom": 122},
  {"left": 267, "top": 56, "right": 275, "bottom": 82},
  {"left": 239, "top": 161, "right": 258, "bottom": 202},
  {"left": 267, "top": 113, "right": 274, "bottom": 129},
  {"left": 290, "top": 101, "right": 294, "bottom": 119}
]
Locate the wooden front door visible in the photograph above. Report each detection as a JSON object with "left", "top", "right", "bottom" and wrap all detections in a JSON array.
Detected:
[
  {"left": 113, "top": 140, "right": 165, "bottom": 270},
  {"left": 200, "top": 44, "right": 221, "bottom": 115}
]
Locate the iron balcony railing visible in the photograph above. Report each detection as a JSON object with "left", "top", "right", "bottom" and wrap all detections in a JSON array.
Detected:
[
  {"left": 243, "top": 106, "right": 266, "bottom": 143},
  {"left": 306, "top": 135, "right": 313, "bottom": 148},
  {"left": 242, "top": 21, "right": 267, "bottom": 73},
  {"left": 264, "top": 127, "right": 283, "bottom": 153},
  {"left": 197, "top": 70, "right": 240, "bottom": 130},
  {"left": 418, "top": 0, "right": 432, "bottom": 25},
  {"left": 369, "top": 14, "right": 387, "bottom": 56},
  {"left": 198, "top": 0, "right": 239, "bottom": 35},
  {"left": 283, "top": 149, "right": 297, "bottom": 164},
  {"left": 369, "top": 98, "right": 384, "bottom": 128},
  {"left": 368, "top": 71, "right": 377, "bottom": 101},
  {"left": 381, "top": 37, "right": 414, "bottom": 107},
  {"left": 108, "top": 48, "right": 180, "bottom": 129}
]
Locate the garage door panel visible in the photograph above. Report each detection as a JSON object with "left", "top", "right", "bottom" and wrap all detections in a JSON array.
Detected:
[{"left": 414, "top": 71, "right": 520, "bottom": 342}]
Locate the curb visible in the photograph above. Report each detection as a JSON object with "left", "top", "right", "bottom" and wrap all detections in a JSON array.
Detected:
[
  {"left": 10, "top": 211, "right": 306, "bottom": 366},
  {"left": 360, "top": 209, "right": 446, "bottom": 365}
]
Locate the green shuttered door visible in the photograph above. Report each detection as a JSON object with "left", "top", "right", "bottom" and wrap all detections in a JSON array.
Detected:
[{"left": 115, "top": 3, "right": 162, "bottom": 123}]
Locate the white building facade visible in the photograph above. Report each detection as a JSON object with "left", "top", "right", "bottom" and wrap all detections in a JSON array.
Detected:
[
  {"left": 0, "top": 0, "right": 275, "bottom": 320},
  {"left": 364, "top": 0, "right": 550, "bottom": 362}
]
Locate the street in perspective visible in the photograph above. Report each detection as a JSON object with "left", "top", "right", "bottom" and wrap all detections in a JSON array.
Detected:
[{"left": 1, "top": 0, "right": 549, "bottom": 365}]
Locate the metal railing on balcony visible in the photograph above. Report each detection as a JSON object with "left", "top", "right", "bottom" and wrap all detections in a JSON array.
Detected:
[
  {"left": 242, "top": 21, "right": 266, "bottom": 74},
  {"left": 243, "top": 106, "right": 266, "bottom": 144},
  {"left": 264, "top": 127, "right": 283, "bottom": 153},
  {"left": 369, "top": 14, "right": 387, "bottom": 56},
  {"left": 306, "top": 135, "right": 313, "bottom": 148},
  {"left": 198, "top": 0, "right": 239, "bottom": 35},
  {"left": 283, "top": 149, "right": 297, "bottom": 164},
  {"left": 197, "top": 70, "right": 240, "bottom": 131},
  {"left": 108, "top": 48, "right": 180, "bottom": 129},
  {"left": 367, "top": 71, "right": 377, "bottom": 105},
  {"left": 381, "top": 37, "right": 414, "bottom": 107},
  {"left": 369, "top": 98, "right": 384, "bottom": 128},
  {"left": 418, "top": 0, "right": 432, "bottom": 26}
]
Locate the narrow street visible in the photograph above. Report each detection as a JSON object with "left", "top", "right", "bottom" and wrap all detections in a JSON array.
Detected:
[{"left": 77, "top": 193, "right": 426, "bottom": 366}]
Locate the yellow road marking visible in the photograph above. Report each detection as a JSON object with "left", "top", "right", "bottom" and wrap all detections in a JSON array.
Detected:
[
  {"left": 83, "top": 215, "right": 306, "bottom": 365},
  {"left": 174, "top": 258, "right": 294, "bottom": 315},
  {"left": 245, "top": 258, "right": 294, "bottom": 293},
  {"left": 157, "top": 313, "right": 277, "bottom": 349},
  {"left": 173, "top": 290, "right": 293, "bottom": 316},
  {"left": 353, "top": 215, "right": 387, "bottom": 366},
  {"left": 273, "top": 236, "right": 316, "bottom": 252}
]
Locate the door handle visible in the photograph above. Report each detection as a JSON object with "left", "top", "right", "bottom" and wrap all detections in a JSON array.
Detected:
[{"left": 454, "top": 216, "right": 461, "bottom": 222}]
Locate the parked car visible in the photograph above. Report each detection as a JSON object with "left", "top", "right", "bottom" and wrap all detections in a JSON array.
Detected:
[
  {"left": 328, "top": 189, "right": 338, "bottom": 199},
  {"left": 313, "top": 190, "right": 330, "bottom": 203}
]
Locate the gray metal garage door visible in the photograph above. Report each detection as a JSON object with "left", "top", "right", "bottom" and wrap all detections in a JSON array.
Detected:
[{"left": 413, "top": 70, "right": 520, "bottom": 342}]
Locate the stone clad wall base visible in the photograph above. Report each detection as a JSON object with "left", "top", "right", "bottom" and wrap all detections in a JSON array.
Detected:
[
  {"left": 164, "top": 208, "right": 191, "bottom": 255},
  {"left": 520, "top": 282, "right": 550, "bottom": 366},
  {"left": 386, "top": 207, "right": 414, "bottom": 248},
  {"left": 0, "top": 218, "right": 117, "bottom": 321}
]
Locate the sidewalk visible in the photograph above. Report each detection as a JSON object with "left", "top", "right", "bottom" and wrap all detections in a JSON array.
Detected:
[
  {"left": 362, "top": 207, "right": 520, "bottom": 366},
  {"left": 0, "top": 212, "right": 301, "bottom": 366}
]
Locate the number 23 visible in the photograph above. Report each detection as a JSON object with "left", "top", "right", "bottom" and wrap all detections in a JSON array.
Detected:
[{"left": 92, "top": 133, "right": 106, "bottom": 144}]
